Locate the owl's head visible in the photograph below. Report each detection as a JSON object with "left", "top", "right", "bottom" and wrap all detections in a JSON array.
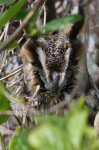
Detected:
[{"left": 21, "top": 4, "right": 86, "bottom": 97}]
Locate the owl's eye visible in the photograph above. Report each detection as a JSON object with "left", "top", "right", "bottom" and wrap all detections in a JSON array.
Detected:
[
  {"left": 31, "top": 62, "right": 39, "bottom": 67},
  {"left": 74, "top": 59, "right": 79, "bottom": 65},
  {"left": 66, "top": 36, "right": 69, "bottom": 40},
  {"left": 65, "top": 35, "right": 69, "bottom": 42}
]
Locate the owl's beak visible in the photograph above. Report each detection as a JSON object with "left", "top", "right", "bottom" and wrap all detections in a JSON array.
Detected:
[{"left": 51, "top": 71, "right": 59, "bottom": 95}]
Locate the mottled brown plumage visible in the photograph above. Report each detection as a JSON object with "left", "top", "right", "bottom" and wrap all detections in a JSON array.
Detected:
[{"left": 21, "top": 4, "right": 99, "bottom": 112}]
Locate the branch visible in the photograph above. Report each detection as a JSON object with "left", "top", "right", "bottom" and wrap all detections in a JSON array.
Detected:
[
  {"left": 0, "top": 67, "right": 23, "bottom": 81},
  {"left": 0, "top": 0, "right": 45, "bottom": 52}
]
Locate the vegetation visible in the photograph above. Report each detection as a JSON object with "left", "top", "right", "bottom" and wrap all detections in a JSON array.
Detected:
[
  {"left": 0, "top": 0, "right": 99, "bottom": 150},
  {"left": 0, "top": 79, "right": 99, "bottom": 150}
]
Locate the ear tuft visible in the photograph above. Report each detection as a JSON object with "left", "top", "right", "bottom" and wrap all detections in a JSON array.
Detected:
[
  {"left": 61, "top": 4, "right": 86, "bottom": 38},
  {"left": 70, "top": 4, "right": 86, "bottom": 37}
]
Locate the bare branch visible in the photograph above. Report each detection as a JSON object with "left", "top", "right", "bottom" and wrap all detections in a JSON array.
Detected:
[
  {"left": 29, "top": 85, "right": 40, "bottom": 106},
  {"left": 0, "top": 67, "right": 23, "bottom": 81}
]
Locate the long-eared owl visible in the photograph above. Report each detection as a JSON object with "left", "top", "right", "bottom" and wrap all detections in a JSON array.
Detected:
[{"left": 21, "top": 4, "right": 99, "bottom": 112}]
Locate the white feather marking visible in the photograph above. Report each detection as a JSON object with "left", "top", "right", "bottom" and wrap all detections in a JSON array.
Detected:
[
  {"left": 37, "top": 47, "right": 46, "bottom": 69},
  {"left": 65, "top": 48, "right": 72, "bottom": 68},
  {"left": 59, "top": 72, "right": 65, "bottom": 86},
  {"left": 59, "top": 48, "right": 72, "bottom": 86},
  {"left": 36, "top": 47, "right": 51, "bottom": 87}
]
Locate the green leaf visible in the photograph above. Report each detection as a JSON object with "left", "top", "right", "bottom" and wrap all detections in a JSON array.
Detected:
[
  {"left": 14, "top": 129, "right": 32, "bottom": 150},
  {"left": 0, "top": 81, "right": 11, "bottom": 124},
  {"left": 29, "top": 28, "right": 49, "bottom": 37},
  {"left": 0, "top": 41, "right": 18, "bottom": 50},
  {"left": 12, "top": 96, "right": 25, "bottom": 110},
  {"left": 67, "top": 109, "right": 89, "bottom": 149},
  {"left": 16, "top": 8, "right": 32, "bottom": 20},
  {"left": 7, "top": 41, "right": 18, "bottom": 49},
  {"left": 28, "top": 123, "right": 69, "bottom": 150},
  {"left": 35, "top": 115, "right": 67, "bottom": 130},
  {"left": 29, "top": 10, "right": 40, "bottom": 25},
  {"left": 27, "top": 10, "right": 40, "bottom": 35},
  {"left": 13, "top": 97, "right": 99, "bottom": 150},
  {"left": 16, "top": 9, "right": 40, "bottom": 36},
  {"left": 40, "top": 14, "right": 82, "bottom": 31},
  {"left": 16, "top": 9, "right": 39, "bottom": 26},
  {"left": 0, "top": 0, "right": 14, "bottom": 5},
  {"left": 0, "top": 132, "right": 5, "bottom": 150},
  {"left": 12, "top": 96, "right": 25, "bottom": 104},
  {"left": 7, "top": 126, "right": 21, "bottom": 150},
  {"left": 0, "top": 0, "right": 26, "bottom": 29}
]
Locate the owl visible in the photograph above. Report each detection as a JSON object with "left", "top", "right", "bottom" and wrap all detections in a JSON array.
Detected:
[{"left": 21, "top": 4, "right": 99, "bottom": 112}]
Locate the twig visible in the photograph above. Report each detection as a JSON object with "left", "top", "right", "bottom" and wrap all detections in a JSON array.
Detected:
[
  {"left": 0, "top": 49, "right": 13, "bottom": 69},
  {"left": 7, "top": 120, "right": 11, "bottom": 143},
  {"left": 12, "top": 86, "right": 21, "bottom": 95},
  {"left": 0, "top": 108, "right": 40, "bottom": 117},
  {"left": 0, "top": 5, "right": 4, "bottom": 14},
  {"left": 4, "top": 22, "right": 9, "bottom": 41},
  {"left": 63, "top": 0, "right": 71, "bottom": 16},
  {"left": 0, "top": 56, "right": 21, "bottom": 69},
  {"left": 22, "top": 110, "right": 27, "bottom": 128},
  {"left": 0, "top": 110, "right": 22, "bottom": 117},
  {"left": 43, "top": 4, "right": 46, "bottom": 26},
  {"left": 33, "top": 0, "right": 39, "bottom": 5},
  {"left": 18, "top": 35, "right": 25, "bottom": 43},
  {"left": 0, "top": 67, "right": 23, "bottom": 81},
  {"left": 0, "top": 0, "right": 45, "bottom": 52},
  {"left": 0, "top": 128, "right": 18, "bottom": 136},
  {"left": 9, "top": 76, "right": 23, "bottom": 87},
  {"left": 10, "top": 64, "right": 23, "bottom": 74},
  {"left": 0, "top": 31, "right": 5, "bottom": 41},
  {"left": 29, "top": 85, "right": 40, "bottom": 106}
]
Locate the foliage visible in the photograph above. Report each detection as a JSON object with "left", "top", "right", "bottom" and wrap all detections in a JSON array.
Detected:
[
  {"left": 5, "top": 97, "right": 99, "bottom": 150},
  {"left": 40, "top": 14, "right": 81, "bottom": 31},
  {"left": 7, "top": 126, "right": 21, "bottom": 150},
  {"left": 0, "top": 41, "right": 18, "bottom": 50},
  {"left": 0, "top": 83, "right": 99, "bottom": 150},
  {"left": 0, "top": 0, "right": 26, "bottom": 29},
  {"left": 0, "top": 132, "right": 6, "bottom": 150},
  {"left": 0, "top": 81, "right": 11, "bottom": 124}
]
